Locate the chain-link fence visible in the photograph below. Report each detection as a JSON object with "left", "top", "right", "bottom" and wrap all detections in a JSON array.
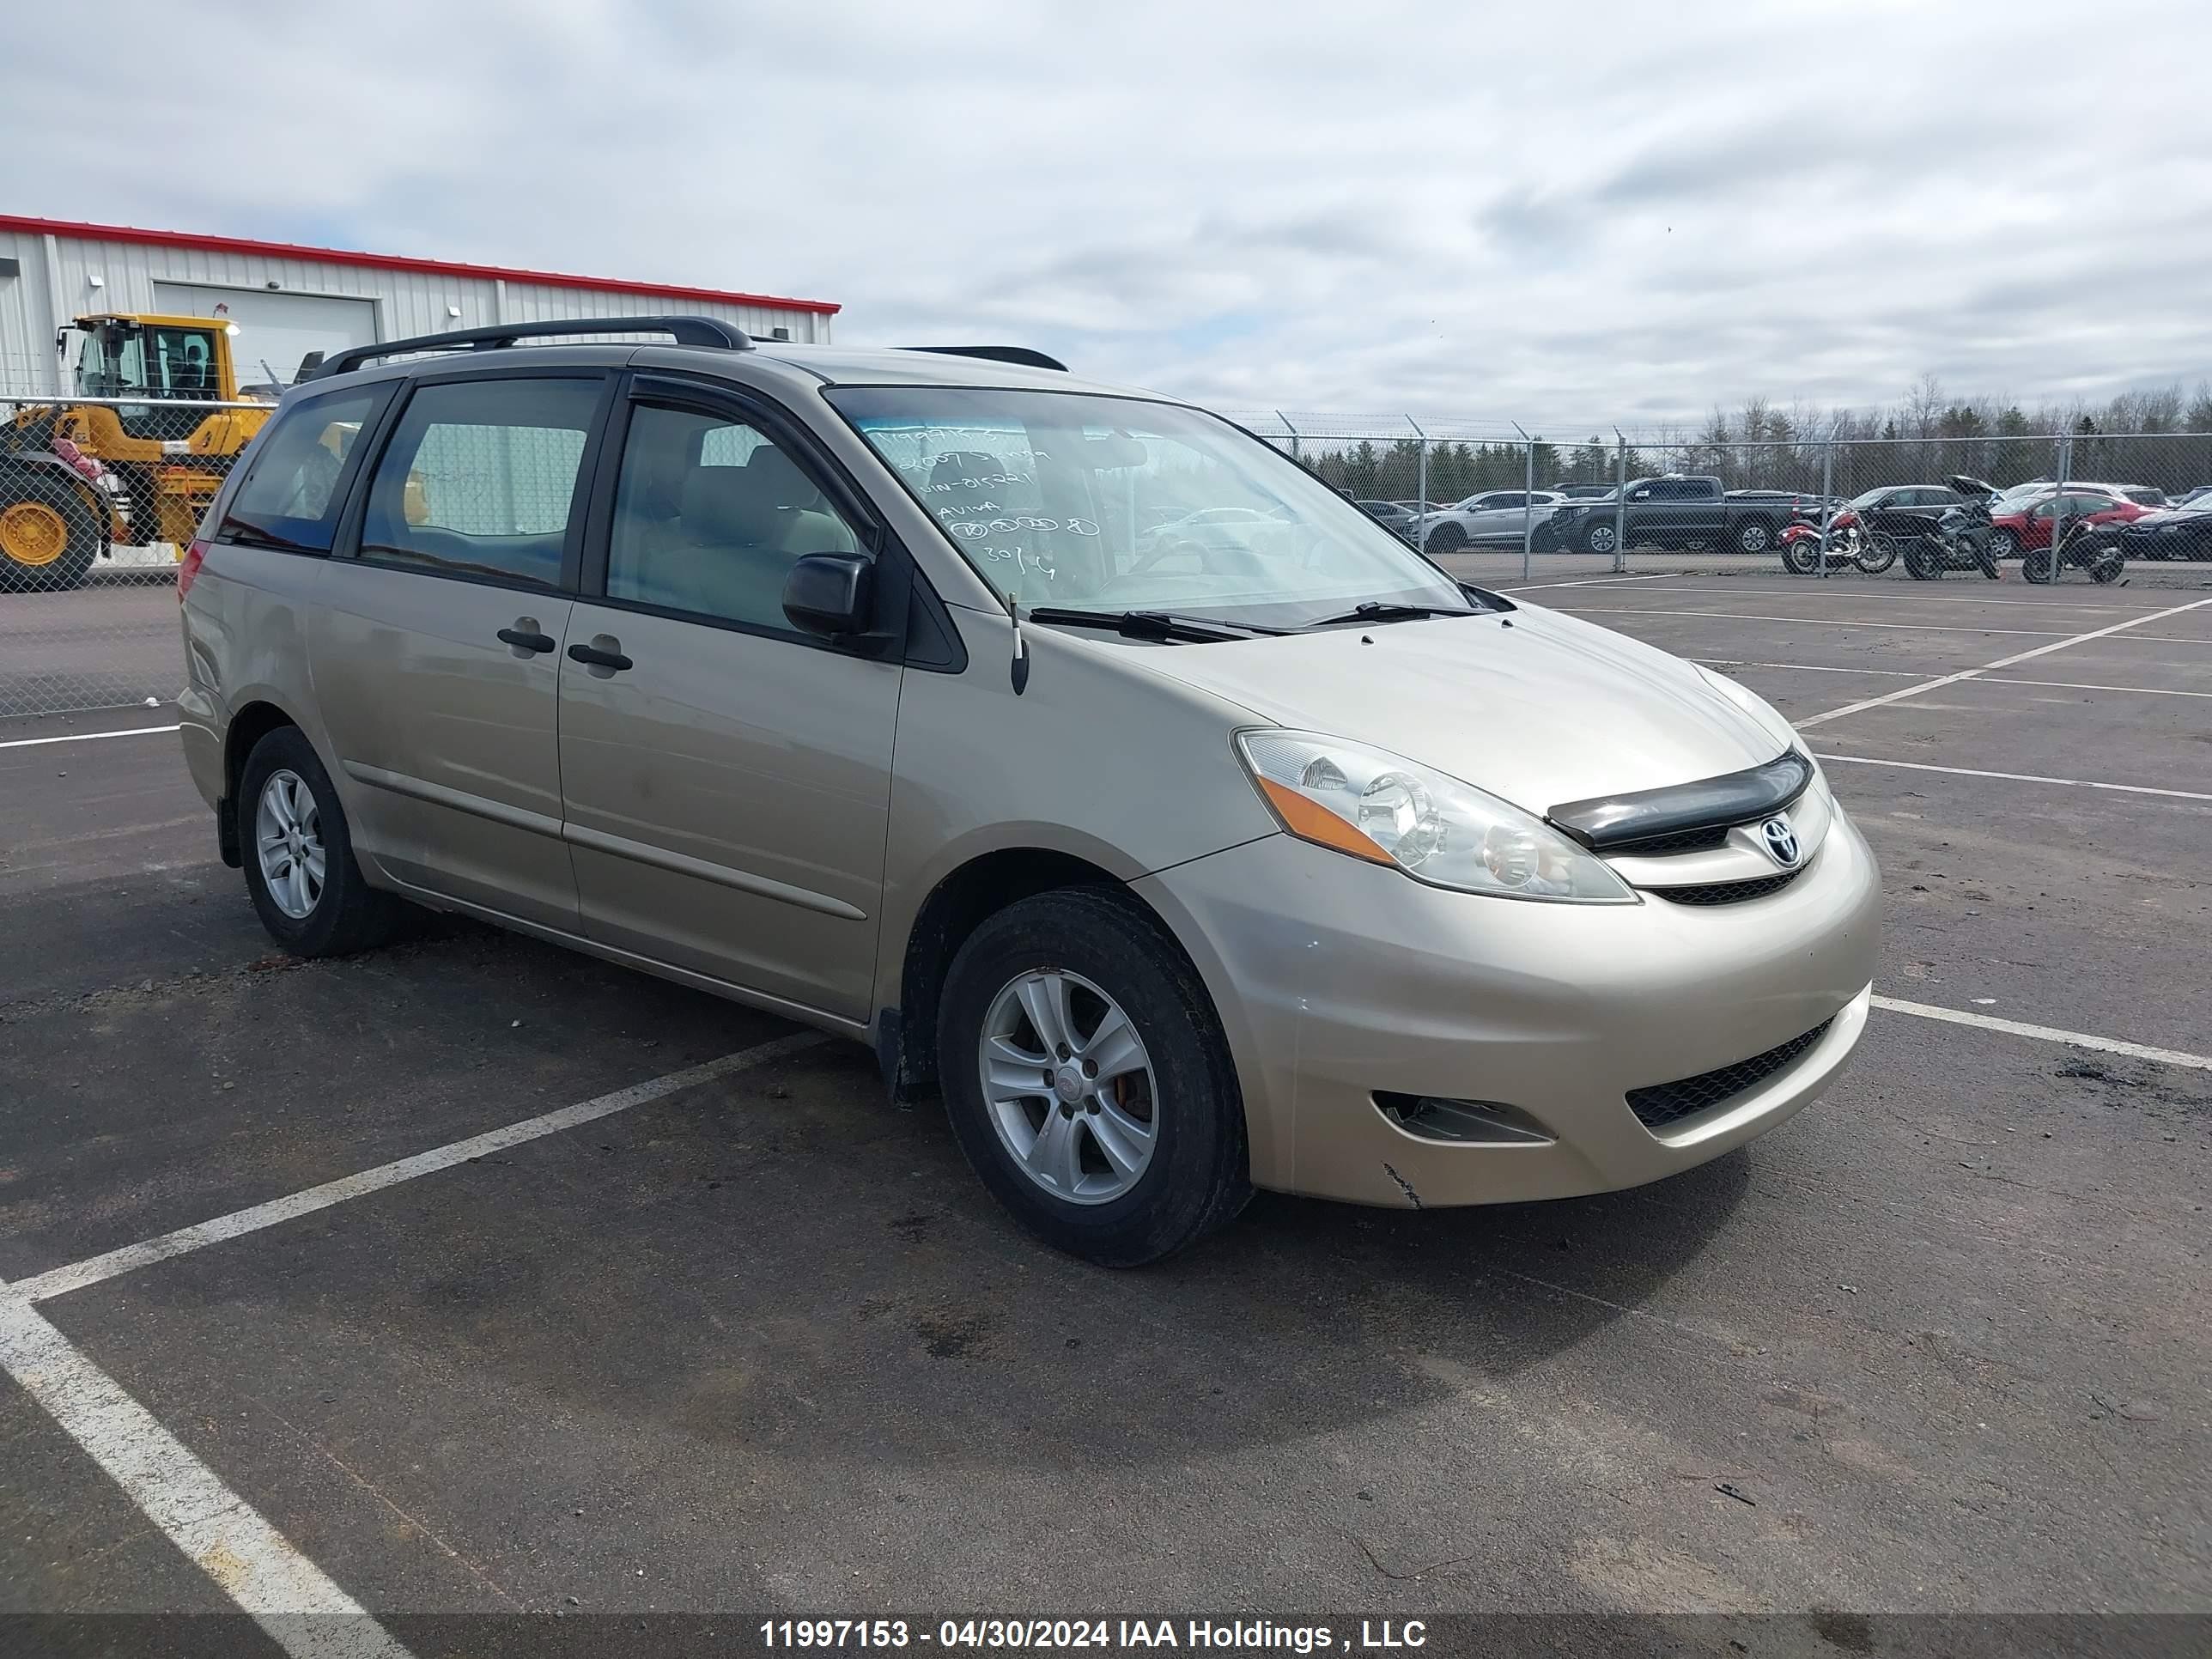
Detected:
[
  {"left": 7, "top": 375, "right": 2212, "bottom": 721},
  {"left": 1234, "top": 413, "right": 2212, "bottom": 587},
  {"left": 3, "top": 390, "right": 276, "bottom": 718}
]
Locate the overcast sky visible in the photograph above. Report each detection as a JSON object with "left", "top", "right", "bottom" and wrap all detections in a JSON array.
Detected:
[{"left": 9, "top": 0, "right": 2209, "bottom": 428}]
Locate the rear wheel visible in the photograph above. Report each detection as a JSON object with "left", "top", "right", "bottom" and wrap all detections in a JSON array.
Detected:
[
  {"left": 2021, "top": 544, "right": 2057, "bottom": 584},
  {"left": 239, "top": 726, "right": 407, "bottom": 957},
  {"left": 1734, "top": 519, "right": 1777, "bottom": 556},
  {"left": 937, "top": 887, "right": 1251, "bottom": 1266},
  {"left": 1902, "top": 541, "right": 1938, "bottom": 580},
  {"left": 1778, "top": 533, "right": 1819, "bottom": 575},
  {"left": 0, "top": 473, "right": 101, "bottom": 593}
]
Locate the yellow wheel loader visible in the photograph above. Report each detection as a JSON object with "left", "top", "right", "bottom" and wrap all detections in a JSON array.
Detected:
[{"left": 1, "top": 313, "right": 276, "bottom": 592}]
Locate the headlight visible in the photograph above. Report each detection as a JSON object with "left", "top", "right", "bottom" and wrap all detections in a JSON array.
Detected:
[{"left": 1234, "top": 730, "right": 1634, "bottom": 902}]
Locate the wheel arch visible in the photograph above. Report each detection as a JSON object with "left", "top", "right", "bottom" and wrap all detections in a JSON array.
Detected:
[
  {"left": 879, "top": 845, "right": 1203, "bottom": 1109},
  {"left": 218, "top": 698, "right": 307, "bottom": 867}
]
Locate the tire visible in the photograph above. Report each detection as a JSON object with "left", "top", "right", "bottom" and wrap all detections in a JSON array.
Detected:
[
  {"left": 1902, "top": 543, "right": 1937, "bottom": 580},
  {"left": 0, "top": 471, "right": 102, "bottom": 593},
  {"left": 937, "top": 886, "right": 1251, "bottom": 1267},
  {"left": 1734, "top": 519, "right": 1776, "bottom": 556},
  {"left": 238, "top": 726, "right": 407, "bottom": 957},
  {"left": 1988, "top": 529, "right": 2016, "bottom": 562},
  {"left": 2089, "top": 551, "right": 2124, "bottom": 584},
  {"left": 2021, "top": 544, "right": 2056, "bottom": 584},
  {"left": 1855, "top": 533, "right": 1899, "bottom": 575},
  {"left": 1424, "top": 522, "right": 1466, "bottom": 556},
  {"left": 1778, "top": 534, "right": 1819, "bottom": 575},
  {"left": 1578, "top": 520, "right": 1619, "bottom": 556}
]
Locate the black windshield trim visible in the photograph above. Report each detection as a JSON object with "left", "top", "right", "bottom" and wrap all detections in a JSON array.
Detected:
[{"left": 1547, "top": 750, "right": 1814, "bottom": 852}]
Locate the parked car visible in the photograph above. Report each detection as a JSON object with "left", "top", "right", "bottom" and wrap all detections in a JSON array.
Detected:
[
  {"left": 1550, "top": 482, "right": 1620, "bottom": 500},
  {"left": 1535, "top": 474, "right": 1797, "bottom": 556},
  {"left": 1988, "top": 489, "right": 2155, "bottom": 560},
  {"left": 1416, "top": 489, "right": 1565, "bottom": 553},
  {"left": 1818, "top": 483, "right": 1972, "bottom": 538},
  {"left": 2118, "top": 495, "right": 2212, "bottom": 561},
  {"left": 176, "top": 315, "right": 1880, "bottom": 1265},
  {"left": 1355, "top": 499, "right": 1419, "bottom": 542}
]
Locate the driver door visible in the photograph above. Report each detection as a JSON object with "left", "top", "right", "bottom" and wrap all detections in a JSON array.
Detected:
[{"left": 556, "top": 381, "right": 901, "bottom": 1020}]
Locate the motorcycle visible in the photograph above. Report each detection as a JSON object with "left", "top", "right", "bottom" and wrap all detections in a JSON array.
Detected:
[
  {"left": 2024, "top": 515, "right": 2124, "bottom": 585},
  {"left": 1900, "top": 483, "right": 1999, "bottom": 580},
  {"left": 1777, "top": 517, "right": 1898, "bottom": 575}
]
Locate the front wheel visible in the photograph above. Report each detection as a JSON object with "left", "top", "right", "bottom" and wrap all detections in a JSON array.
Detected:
[
  {"left": 1988, "top": 528, "right": 2017, "bottom": 562},
  {"left": 239, "top": 726, "right": 408, "bottom": 957},
  {"left": 2089, "top": 550, "right": 2124, "bottom": 584},
  {"left": 1902, "top": 541, "right": 1938, "bottom": 580},
  {"left": 0, "top": 473, "right": 103, "bottom": 593},
  {"left": 937, "top": 888, "right": 1251, "bottom": 1266},
  {"left": 1424, "top": 522, "right": 1466, "bottom": 555},
  {"left": 1851, "top": 534, "right": 1897, "bottom": 574},
  {"left": 1579, "top": 520, "right": 1619, "bottom": 556}
]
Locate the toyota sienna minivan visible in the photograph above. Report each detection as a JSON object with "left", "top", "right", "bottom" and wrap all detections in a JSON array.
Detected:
[{"left": 178, "top": 318, "right": 1881, "bottom": 1264}]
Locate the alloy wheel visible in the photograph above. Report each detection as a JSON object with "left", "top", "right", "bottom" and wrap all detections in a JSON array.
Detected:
[
  {"left": 255, "top": 768, "right": 326, "bottom": 920},
  {"left": 978, "top": 969, "right": 1158, "bottom": 1205}
]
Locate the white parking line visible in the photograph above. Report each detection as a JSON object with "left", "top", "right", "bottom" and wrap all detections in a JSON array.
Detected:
[
  {"left": 15, "top": 1031, "right": 826, "bottom": 1306},
  {"left": 1814, "top": 751, "right": 2212, "bottom": 802},
  {"left": 0, "top": 1292, "right": 418, "bottom": 1658},
  {"left": 1497, "top": 573, "right": 1679, "bottom": 592},
  {"left": 1553, "top": 606, "right": 2077, "bottom": 637},
  {"left": 1697, "top": 659, "right": 2212, "bottom": 698},
  {"left": 1793, "top": 597, "right": 2212, "bottom": 729},
  {"left": 1874, "top": 996, "right": 2212, "bottom": 1073},
  {"left": 1638, "top": 585, "right": 2169, "bottom": 610},
  {"left": 0, "top": 722, "right": 179, "bottom": 750},
  {"left": 0, "top": 1032, "right": 823, "bottom": 1651}
]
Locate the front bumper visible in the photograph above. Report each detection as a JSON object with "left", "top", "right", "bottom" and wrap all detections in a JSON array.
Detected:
[{"left": 1133, "top": 805, "right": 1881, "bottom": 1207}]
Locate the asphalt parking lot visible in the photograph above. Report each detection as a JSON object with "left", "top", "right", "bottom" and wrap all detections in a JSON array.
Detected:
[{"left": 3, "top": 568, "right": 2209, "bottom": 1656}]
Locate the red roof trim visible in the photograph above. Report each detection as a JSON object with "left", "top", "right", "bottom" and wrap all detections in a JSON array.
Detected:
[{"left": 0, "top": 214, "right": 841, "bottom": 316}]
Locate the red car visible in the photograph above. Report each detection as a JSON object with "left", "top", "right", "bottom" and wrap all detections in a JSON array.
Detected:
[{"left": 1989, "top": 489, "right": 2154, "bottom": 558}]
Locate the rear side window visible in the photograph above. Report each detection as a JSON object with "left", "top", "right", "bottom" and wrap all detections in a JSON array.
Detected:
[
  {"left": 359, "top": 377, "right": 600, "bottom": 590},
  {"left": 222, "top": 384, "right": 392, "bottom": 553}
]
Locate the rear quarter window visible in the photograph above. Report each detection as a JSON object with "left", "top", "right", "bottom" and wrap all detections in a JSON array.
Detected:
[{"left": 221, "top": 383, "right": 394, "bottom": 553}]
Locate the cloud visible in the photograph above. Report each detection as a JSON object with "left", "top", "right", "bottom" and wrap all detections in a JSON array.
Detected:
[{"left": 7, "top": 0, "right": 2207, "bottom": 428}]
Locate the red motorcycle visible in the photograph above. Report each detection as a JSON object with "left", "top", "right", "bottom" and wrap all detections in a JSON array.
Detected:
[{"left": 1778, "top": 515, "right": 1898, "bottom": 575}]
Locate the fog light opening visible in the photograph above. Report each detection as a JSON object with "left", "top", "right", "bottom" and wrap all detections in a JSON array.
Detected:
[{"left": 1374, "top": 1092, "right": 1554, "bottom": 1146}]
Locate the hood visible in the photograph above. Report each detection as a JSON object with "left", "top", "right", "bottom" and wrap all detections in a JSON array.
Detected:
[{"left": 1124, "top": 605, "right": 1793, "bottom": 815}]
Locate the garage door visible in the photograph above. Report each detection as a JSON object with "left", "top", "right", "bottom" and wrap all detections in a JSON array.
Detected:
[{"left": 150, "top": 283, "right": 378, "bottom": 390}]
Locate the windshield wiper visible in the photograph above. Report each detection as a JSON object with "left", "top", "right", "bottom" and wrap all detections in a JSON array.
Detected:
[
  {"left": 1302, "top": 601, "right": 1480, "bottom": 629},
  {"left": 1024, "top": 607, "right": 1278, "bottom": 643}
]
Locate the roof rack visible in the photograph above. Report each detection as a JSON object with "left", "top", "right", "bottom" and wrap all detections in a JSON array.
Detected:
[
  {"left": 307, "top": 315, "right": 754, "bottom": 380},
  {"left": 902, "top": 345, "right": 1068, "bottom": 373}
]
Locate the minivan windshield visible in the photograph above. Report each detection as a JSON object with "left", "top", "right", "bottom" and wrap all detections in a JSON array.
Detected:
[{"left": 830, "top": 386, "right": 1472, "bottom": 629}]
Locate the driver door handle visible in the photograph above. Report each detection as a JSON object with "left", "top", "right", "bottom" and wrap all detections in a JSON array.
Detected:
[{"left": 568, "top": 638, "right": 634, "bottom": 673}]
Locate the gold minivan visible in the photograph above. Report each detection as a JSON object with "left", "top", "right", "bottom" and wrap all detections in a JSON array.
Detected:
[{"left": 179, "top": 318, "right": 1880, "bottom": 1264}]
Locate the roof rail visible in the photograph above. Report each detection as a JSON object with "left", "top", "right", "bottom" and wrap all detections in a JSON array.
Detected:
[
  {"left": 902, "top": 345, "right": 1068, "bottom": 373},
  {"left": 307, "top": 315, "right": 754, "bottom": 380}
]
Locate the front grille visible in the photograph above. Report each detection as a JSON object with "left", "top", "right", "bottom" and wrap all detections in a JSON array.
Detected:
[
  {"left": 1650, "top": 867, "right": 1806, "bottom": 905},
  {"left": 1612, "top": 824, "right": 1731, "bottom": 856},
  {"left": 1626, "top": 1018, "right": 1835, "bottom": 1131}
]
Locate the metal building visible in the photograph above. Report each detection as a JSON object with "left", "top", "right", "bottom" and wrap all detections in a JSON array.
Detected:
[{"left": 0, "top": 215, "right": 839, "bottom": 394}]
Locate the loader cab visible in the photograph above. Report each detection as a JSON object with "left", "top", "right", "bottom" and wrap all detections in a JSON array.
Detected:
[{"left": 66, "top": 314, "right": 240, "bottom": 441}]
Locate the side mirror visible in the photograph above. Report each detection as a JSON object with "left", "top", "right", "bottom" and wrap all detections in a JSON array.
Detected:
[{"left": 782, "top": 551, "right": 873, "bottom": 638}]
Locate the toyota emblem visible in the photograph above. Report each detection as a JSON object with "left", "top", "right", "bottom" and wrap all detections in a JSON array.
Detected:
[{"left": 1760, "top": 817, "right": 1801, "bottom": 868}]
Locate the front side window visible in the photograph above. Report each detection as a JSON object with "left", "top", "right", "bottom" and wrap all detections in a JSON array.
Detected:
[
  {"left": 605, "top": 402, "right": 862, "bottom": 629},
  {"left": 830, "top": 386, "right": 1468, "bottom": 628},
  {"left": 221, "top": 384, "right": 391, "bottom": 554},
  {"left": 359, "top": 377, "right": 599, "bottom": 589}
]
